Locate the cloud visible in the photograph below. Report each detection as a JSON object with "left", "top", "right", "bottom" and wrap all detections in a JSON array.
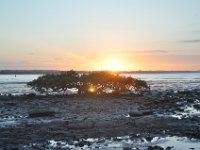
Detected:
[
  {"left": 134, "top": 50, "right": 168, "bottom": 53},
  {"left": 54, "top": 57, "right": 64, "bottom": 61},
  {"left": 103, "top": 50, "right": 169, "bottom": 55},
  {"left": 27, "top": 52, "right": 35, "bottom": 55},
  {"left": 178, "top": 39, "right": 200, "bottom": 43}
]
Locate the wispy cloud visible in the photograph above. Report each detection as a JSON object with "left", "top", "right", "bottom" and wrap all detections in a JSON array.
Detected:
[
  {"left": 178, "top": 39, "right": 200, "bottom": 43},
  {"left": 134, "top": 50, "right": 168, "bottom": 53},
  {"left": 102, "top": 50, "right": 169, "bottom": 55},
  {"left": 27, "top": 52, "right": 35, "bottom": 56}
]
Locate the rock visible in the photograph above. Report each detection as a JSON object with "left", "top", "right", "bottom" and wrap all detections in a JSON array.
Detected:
[
  {"left": 176, "top": 107, "right": 184, "bottom": 112},
  {"left": 75, "top": 141, "right": 85, "bottom": 147},
  {"left": 190, "top": 116, "right": 199, "bottom": 122},
  {"left": 186, "top": 132, "right": 200, "bottom": 139},
  {"left": 123, "top": 147, "right": 132, "bottom": 150},
  {"left": 193, "top": 104, "right": 200, "bottom": 110},
  {"left": 26, "top": 93, "right": 36, "bottom": 98},
  {"left": 166, "top": 146, "right": 174, "bottom": 150},
  {"left": 129, "top": 110, "right": 153, "bottom": 117},
  {"left": 113, "top": 137, "right": 122, "bottom": 141},
  {"left": 187, "top": 99, "right": 194, "bottom": 103},
  {"left": 96, "top": 139, "right": 106, "bottom": 143},
  {"left": 145, "top": 136, "right": 153, "bottom": 142},
  {"left": 4, "top": 102, "right": 16, "bottom": 106},
  {"left": 178, "top": 90, "right": 192, "bottom": 95},
  {"left": 67, "top": 140, "right": 75, "bottom": 145},
  {"left": 147, "top": 146, "right": 154, "bottom": 150},
  {"left": 75, "top": 140, "right": 90, "bottom": 147},
  {"left": 28, "top": 111, "right": 55, "bottom": 118},
  {"left": 67, "top": 121, "right": 95, "bottom": 129},
  {"left": 147, "top": 145, "right": 164, "bottom": 150}
]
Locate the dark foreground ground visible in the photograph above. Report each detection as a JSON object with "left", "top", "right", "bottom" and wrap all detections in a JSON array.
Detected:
[{"left": 0, "top": 90, "right": 200, "bottom": 149}]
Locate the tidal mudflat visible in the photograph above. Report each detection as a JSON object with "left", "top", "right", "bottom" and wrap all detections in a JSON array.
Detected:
[{"left": 0, "top": 90, "right": 200, "bottom": 149}]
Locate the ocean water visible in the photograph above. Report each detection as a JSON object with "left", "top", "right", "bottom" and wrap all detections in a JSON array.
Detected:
[
  {"left": 0, "top": 74, "right": 41, "bottom": 95},
  {"left": 0, "top": 72, "right": 200, "bottom": 95},
  {"left": 124, "top": 72, "right": 200, "bottom": 91}
]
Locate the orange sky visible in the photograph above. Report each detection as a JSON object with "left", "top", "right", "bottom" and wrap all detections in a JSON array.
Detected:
[
  {"left": 9, "top": 51, "right": 198, "bottom": 71},
  {"left": 0, "top": 1, "right": 200, "bottom": 71}
]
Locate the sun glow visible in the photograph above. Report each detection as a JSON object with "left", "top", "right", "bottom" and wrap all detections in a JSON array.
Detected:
[
  {"left": 106, "top": 59, "right": 121, "bottom": 71},
  {"left": 97, "top": 57, "right": 131, "bottom": 71},
  {"left": 88, "top": 85, "right": 96, "bottom": 93}
]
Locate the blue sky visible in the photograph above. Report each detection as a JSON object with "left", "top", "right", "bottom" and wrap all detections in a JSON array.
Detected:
[{"left": 0, "top": 0, "right": 200, "bottom": 70}]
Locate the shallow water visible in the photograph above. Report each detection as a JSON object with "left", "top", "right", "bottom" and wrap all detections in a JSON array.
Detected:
[
  {"left": 124, "top": 72, "right": 200, "bottom": 91},
  {"left": 158, "top": 136, "right": 200, "bottom": 150},
  {"left": 28, "top": 136, "right": 200, "bottom": 150},
  {"left": 171, "top": 102, "right": 200, "bottom": 120},
  {"left": 156, "top": 101, "right": 200, "bottom": 120},
  {"left": 0, "top": 74, "right": 41, "bottom": 95},
  {"left": 0, "top": 114, "right": 28, "bottom": 128},
  {"left": 1, "top": 72, "right": 200, "bottom": 95}
]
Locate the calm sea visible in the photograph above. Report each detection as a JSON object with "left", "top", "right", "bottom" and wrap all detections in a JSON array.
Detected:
[
  {"left": 0, "top": 74, "right": 41, "bottom": 95},
  {"left": 0, "top": 72, "right": 200, "bottom": 95},
  {"left": 124, "top": 72, "right": 200, "bottom": 91}
]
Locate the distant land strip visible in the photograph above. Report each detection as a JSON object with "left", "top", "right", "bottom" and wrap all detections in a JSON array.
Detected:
[{"left": 0, "top": 70, "right": 200, "bottom": 75}]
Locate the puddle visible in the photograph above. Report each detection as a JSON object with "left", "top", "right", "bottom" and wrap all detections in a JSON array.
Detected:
[
  {"left": 0, "top": 120, "right": 18, "bottom": 128},
  {"left": 158, "top": 136, "right": 200, "bottom": 150},
  {"left": 184, "top": 105, "right": 200, "bottom": 116},
  {"left": 0, "top": 115, "right": 65, "bottom": 128},
  {"left": 171, "top": 104, "right": 200, "bottom": 119},
  {"left": 157, "top": 102, "right": 200, "bottom": 120},
  {"left": 24, "top": 136, "right": 200, "bottom": 150},
  {"left": 0, "top": 115, "right": 27, "bottom": 127}
]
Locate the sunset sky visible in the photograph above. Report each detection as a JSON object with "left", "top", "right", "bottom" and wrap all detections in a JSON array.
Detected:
[{"left": 0, "top": 0, "right": 200, "bottom": 71}]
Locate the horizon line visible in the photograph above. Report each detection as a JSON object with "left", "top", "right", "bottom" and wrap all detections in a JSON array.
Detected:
[{"left": 0, "top": 69, "right": 200, "bottom": 73}]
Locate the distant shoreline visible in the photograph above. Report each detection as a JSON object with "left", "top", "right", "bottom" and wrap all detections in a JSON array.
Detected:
[
  {"left": 122, "top": 70, "right": 200, "bottom": 74},
  {"left": 0, "top": 70, "right": 200, "bottom": 75}
]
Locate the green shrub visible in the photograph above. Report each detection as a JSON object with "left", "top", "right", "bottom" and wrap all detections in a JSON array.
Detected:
[{"left": 28, "top": 71, "right": 149, "bottom": 95}]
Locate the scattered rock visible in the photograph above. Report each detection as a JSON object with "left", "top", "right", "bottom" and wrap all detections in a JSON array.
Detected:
[
  {"left": 1, "top": 92, "right": 200, "bottom": 148},
  {"left": 96, "top": 139, "right": 106, "bottom": 144},
  {"left": 176, "top": 107, "right": 184, "bottom": 112},
  {"left": 75, "top": 140, "right": 91, "bottom": 147},
  {"left": 123, "top": 147, "right": 132, "bottom": 150},
  {"left": 147, "top": 145, "right": 164, "bottom": 150},
  {"left": 28, "top": 111, "right": 55, "bottom": 118},
  {"left": 166, "top": 146, "right": 174, "bottom": 150},
  {"left": 26, "top": 93, "right": 36, "bottom": 98},
  {"left": 187, "top": 99, "right": 194, "bottom": 103},
  {"left": 129, "top": 111, "right": 153, "bottom": 117},
  {"left": 67, "top": 121, "right": 95, "bottom": 129},
  {"left": 113, "top": 137, "right": 122, "bottom": 141},
  {"left": 186, "top": 132, "right": 200, "bottom": 139},
  {"left": 193, "top": 104, "right": 200, "bottom": 110},
  {"left": 178, "top": 91, "right": 192, "bottom": 95},
  {"left": 145, "top": 136, "right": 153, "bottom": 142},
  {"left": 4, "top": 102, "right": 16, "bottom": 106}
]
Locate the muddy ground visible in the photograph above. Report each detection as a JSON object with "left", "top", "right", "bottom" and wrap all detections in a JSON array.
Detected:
[{"left": 0, "top": 90, "right": 200, "bottom": 149}]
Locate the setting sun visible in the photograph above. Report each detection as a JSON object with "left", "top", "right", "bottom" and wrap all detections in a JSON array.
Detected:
[
  {"left": 105, "top": 58, "right": 121, "bottom": 71},
  {"left": 97, "top": 57, "right": 132, "bottom": 71}
]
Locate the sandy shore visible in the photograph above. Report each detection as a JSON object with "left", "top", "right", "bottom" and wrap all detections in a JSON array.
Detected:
[{"left": 0, "top": 90, "right": 200, "bottom": 149}]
